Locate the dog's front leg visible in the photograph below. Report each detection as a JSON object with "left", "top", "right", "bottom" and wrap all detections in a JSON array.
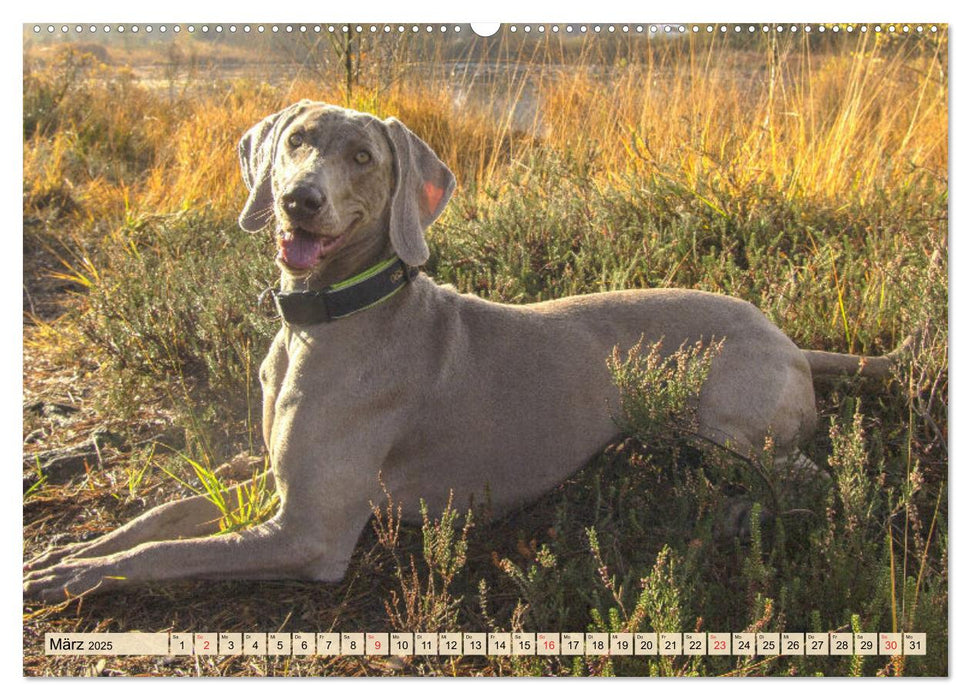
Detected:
[
  {"left": 24, "top": 428, "right": 383, "bottom": 602},
  {"left": 23, "top": 509, "right": 333, "bottom": 603},
  {"left": 24, "top": 474, "right": 275, "bottom": 574}
]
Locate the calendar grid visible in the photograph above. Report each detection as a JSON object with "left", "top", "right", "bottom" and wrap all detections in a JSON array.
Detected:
[{"left": 44, "top": 631, "right": 926, "bottom": 657}]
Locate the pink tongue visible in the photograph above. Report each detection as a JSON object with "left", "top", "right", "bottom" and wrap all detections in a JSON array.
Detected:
[{"left": 279, "top": 231, "right": 324, "bottom": 270}]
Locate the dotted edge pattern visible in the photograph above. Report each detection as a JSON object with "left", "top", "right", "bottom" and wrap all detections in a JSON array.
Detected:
[{"left": 30, "top": 23, "right": 941, "bottom": 36}]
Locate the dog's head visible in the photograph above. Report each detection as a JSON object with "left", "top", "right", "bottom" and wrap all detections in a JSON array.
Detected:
[{"left": 238, "top": 101, "right": 455, "bottom": 275}]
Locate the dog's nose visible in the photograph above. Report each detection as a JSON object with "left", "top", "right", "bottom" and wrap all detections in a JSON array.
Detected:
[{"left": 281, "top": 185, "right": 324, "bottom": 220}]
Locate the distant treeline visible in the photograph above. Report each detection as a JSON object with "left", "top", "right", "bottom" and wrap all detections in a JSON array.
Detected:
[{"left": 24, "top": 23, "right": 948, "bottom": 69}]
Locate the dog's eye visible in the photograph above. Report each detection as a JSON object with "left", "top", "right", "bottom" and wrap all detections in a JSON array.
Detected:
[
  {"left": 288, "top": 132, "right": 304, "bottom": 148},
  {"left": 354, "top": 150, "right": 371, "bottom": 165}
]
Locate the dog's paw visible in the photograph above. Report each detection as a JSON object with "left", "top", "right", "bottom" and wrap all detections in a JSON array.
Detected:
[
  {"left": 23, "top": 559, "right": 117, "bottom": 603},
  {"left": 23, "top": 541, "right": 90, "bottom": 574}
]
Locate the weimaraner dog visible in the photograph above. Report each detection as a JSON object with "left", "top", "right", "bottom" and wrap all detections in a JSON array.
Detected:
[{"left": 24, "top": 101, "right": 900, "bottom": 602}]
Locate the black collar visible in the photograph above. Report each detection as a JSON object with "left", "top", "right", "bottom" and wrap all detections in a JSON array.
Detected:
[{"left": 270, "top": 257, "right": 418, "bottom": 325}]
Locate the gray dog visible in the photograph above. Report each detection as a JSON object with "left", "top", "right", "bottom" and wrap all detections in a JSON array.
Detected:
[{"left": 24, "top": 101, "right": 899, "bottom": 602}]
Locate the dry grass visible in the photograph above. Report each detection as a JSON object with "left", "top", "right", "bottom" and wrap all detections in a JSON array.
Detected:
[{"left": 24, "top": 31, "right": 947, "bottom": 228}]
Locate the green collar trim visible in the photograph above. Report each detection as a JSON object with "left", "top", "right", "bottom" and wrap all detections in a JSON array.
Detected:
[
  {"left": 329, "top": 255, "right": 401, "bottom": 291},
  {"left": 270, "top": 257, "right": 418, "bottom": 325}
]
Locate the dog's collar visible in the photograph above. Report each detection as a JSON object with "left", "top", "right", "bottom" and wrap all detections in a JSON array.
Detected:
[{"left": 267, "top": 256, "right": 418, "bottom": 325}]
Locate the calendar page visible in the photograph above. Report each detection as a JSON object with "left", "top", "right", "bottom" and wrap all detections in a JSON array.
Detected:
[{"left": 22, "top": 10, "right": 948, "bottom": 679}]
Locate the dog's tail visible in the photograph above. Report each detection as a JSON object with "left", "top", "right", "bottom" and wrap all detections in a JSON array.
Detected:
[{"left": 803, "top": 335, "right": 913, "bottom": 380}]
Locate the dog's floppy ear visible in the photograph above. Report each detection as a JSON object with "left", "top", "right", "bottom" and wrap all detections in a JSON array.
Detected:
[
  {"left": 383, "top": 118, "right": 456, "bottom": 266},
  {"left": 238, "top": 100, "right": 312, "bottom": 233}
]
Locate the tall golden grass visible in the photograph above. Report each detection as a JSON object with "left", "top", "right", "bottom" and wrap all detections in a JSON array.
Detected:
[{"left": 24, "top": 30, "right": 947, "bottom": 230}]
